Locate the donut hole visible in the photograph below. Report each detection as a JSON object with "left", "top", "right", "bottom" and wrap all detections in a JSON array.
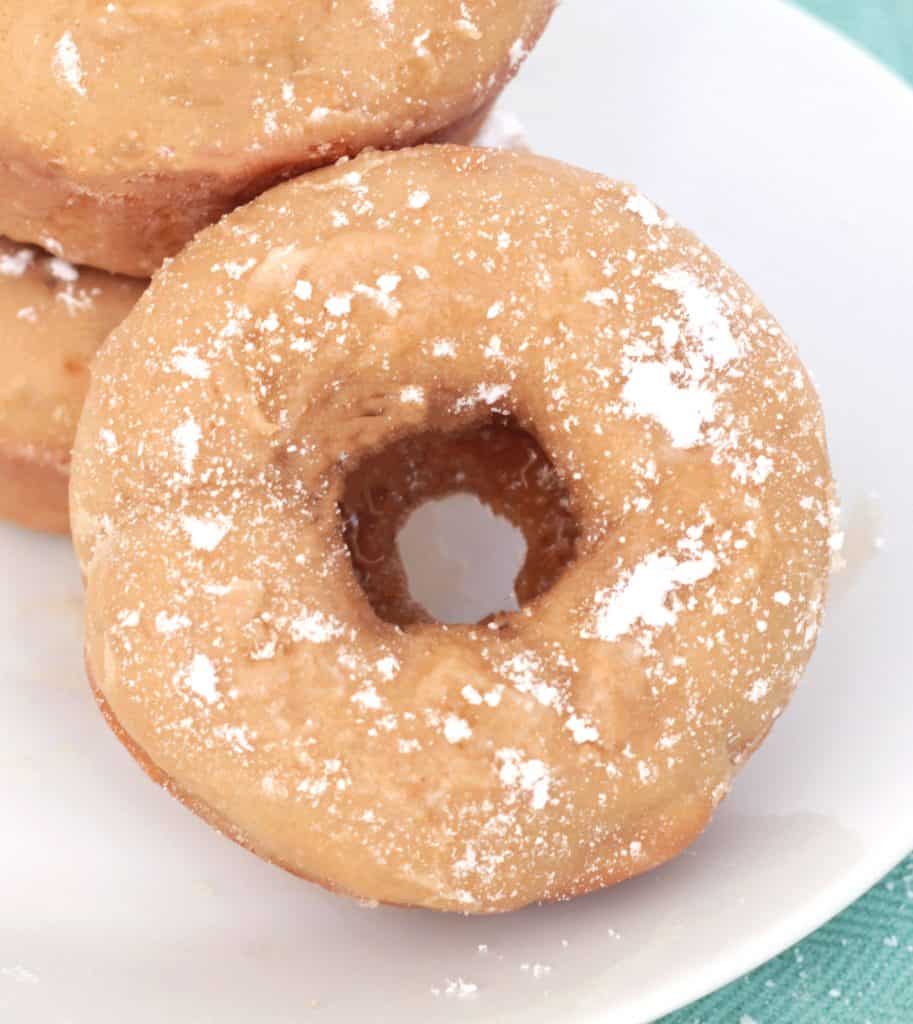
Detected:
[
  {"left": 341, "top": 417, "right": 579, "bottom": 626},
  {"left": 397, "top": 494, "right": 527, "bottom": 624}
]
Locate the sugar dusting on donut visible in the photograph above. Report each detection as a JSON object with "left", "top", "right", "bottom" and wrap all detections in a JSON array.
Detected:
[
  {"left": 53, "top": 31, "right": 87, "bottom": 97},
  {"left": 71, "top": 147, "right": 836, "bottom": 912}
]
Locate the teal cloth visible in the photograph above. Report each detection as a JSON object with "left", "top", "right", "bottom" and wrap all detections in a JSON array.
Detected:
[
  {"left": 662, "top": 857, "right": 913, "bottom": 1023},
  {"left": 664, "top": 4, "right": 913, "bottom": 1021},
  {"left": 796, "top": 0, "right": 913, "bottom": 83}
]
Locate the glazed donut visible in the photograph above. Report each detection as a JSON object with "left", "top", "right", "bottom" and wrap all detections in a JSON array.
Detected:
[
  {"left": 0, "top": 1, "right": 553, "bottom": 276},
  {"left": 0, "top": 238, "right": 144, "bottom": 534},
  {"left": 71, "top": 147, "right": 835, "bottom": 913}
]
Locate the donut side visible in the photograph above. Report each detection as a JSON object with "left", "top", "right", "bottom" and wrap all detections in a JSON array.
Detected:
[
  {"left": 0, "top": 238, "right": 145, "bottom": 532},
  {"left": 87, "top": 654, "right": 713, "bottom": 914},
  {"left": 0, "top": 441, "right": 70, "bottom": 535}
]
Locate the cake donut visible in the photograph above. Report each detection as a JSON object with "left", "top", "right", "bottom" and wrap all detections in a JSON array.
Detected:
[
  {"left": 71, "top": 147, "right": 835, "bottom": 913},
  {"left": 0, "top": 1, "right": 553, "bottom": 277},
  {"left": 0, "top": 238, "right": 144, "bottom": 534}
]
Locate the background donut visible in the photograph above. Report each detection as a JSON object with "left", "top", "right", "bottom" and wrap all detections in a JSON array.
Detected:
[
  {"left": 71, "top": 147, "right": 834, "bottom": 913},
  {"left": 0, "top": 1, "right": 554, "bottom": 276},
  {"left": 0, "top": 238, "right": 145, "bottom": 533}
]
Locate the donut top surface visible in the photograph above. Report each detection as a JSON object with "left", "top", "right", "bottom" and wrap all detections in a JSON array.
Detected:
[
  {"left": 0, "top": 237, "right": 143, "bottom": 460},
  {"left": 0, "top": 2, "right": 551, "bottom": 179},
  {"left": 72, "top": 147, "right": 836, "bottom": 912}
]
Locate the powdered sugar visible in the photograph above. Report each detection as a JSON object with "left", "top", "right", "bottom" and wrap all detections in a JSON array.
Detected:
[
  {"left": 432, "top": 340, "right": 456, "bottom": 358},
  {"left": 462, "top": 683, "right": 503, "bottom": 707},
  {"left": 177, "top": 654, "right": 220, "bottom": 705},
  {"left": 377, "top": 273, "right": 401, "bottom": 294},
  {"left": 654, "top": 268, "right": 740, "bottom": 366},
  {"left": 443, "top": 715, "right": 472, "bottom": 744},
  {"left": 747, "top": 679, "right": 771, "bottom": 703},
  {"left": 376, "top": 655, "right": 399, "bottom": 680},
  {"left": 622, "top": 268, "right": 742, "bottom": 447},
  {"left": 496, "top": 750, "right": 551, "bottom": 810},
  {"left": 509, "top": 38, "right": 528, "bottom": 68},
  {"left": 99, "top": 429, "right": 118, "bottom": 454},
  {"left": 117, "top": 609, "right": 140, "bottom": 629},
  {"left": 0, "top": 248, "right": 35, "bottom": 278},
  {"left": 584, "top": 287, "right": 619, "bottom": 308},
  {"left": 172, "top": 418, "right": 201, "bottom": 474},
  {"left": 622, "top": 362, "right": 716, "bottom": 449},
  {"left": 431, "top": 978, "right": 478, "bottom": 1000},
  {"left": 180, "top": 515, "right": 232, "bottom": 552},
  {"left": 289, "top": 608, "right": 344, "bottom": 644},
  {"left": 155, "top": 611, "right": 190, "bottom": 635},
  {"left": 625, "top": 193, "right": 663, "bottom": 227},
  {"left": 215, "top": 724, "right": 255, "bottom": 754},
  {"left": 47, "top": 257, "right": 79, "bottom": 283},
  {"left": 456, "top": 383, "right": 510, "bottom": 410},
  {"left": 53, "top": 31, "right": 87, "bottom": 96},
  {"left": 353, "top": 275, "right": 401, "bottom": 316},
  {"left": 587, "top": 550, "right": 719, "bottom": 642},
  {"left": 324, "top": 293, "right": 352, "bottom": 317},
  {"left": 566, "top": 715, "right": 599, "bottom": 744},
  {"left": 171, "top": 347, "right": 211, "bottom": 380},
  {"left": 498, "top": 651, "right": 561, "bottom": 709}
]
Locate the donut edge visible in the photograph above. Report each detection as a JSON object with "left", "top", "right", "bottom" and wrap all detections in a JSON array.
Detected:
[
  {"left": 86, "top": 652, "right": 386, "bottom": 909},
  {"left": 85, "top": 651, "right": 716, "bottom": 915}
]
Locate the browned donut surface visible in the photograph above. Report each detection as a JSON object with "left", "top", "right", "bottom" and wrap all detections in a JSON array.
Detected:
[
  {"left": 0, "top": 238, "right": 144, "bottom": 533},
  {"left": 71, "top": 147, "right": 835, "bottom": 912},
  {"left": 0, "top": 1, "right": 553, "bottom": 275}
]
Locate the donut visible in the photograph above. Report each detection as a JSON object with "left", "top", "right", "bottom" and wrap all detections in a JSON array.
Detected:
[
  {"left": 0, "top": 238, "right": 144, "bottom": 534},
  {"left": 70, "top": 147, "right": 835, "bottom": 913},
  {"left": 0, "top": 1, "right": 553, "bottom": 276}
]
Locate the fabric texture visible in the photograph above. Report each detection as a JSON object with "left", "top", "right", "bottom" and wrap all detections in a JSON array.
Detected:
[
  {"left": 663, "top": 857, "right": 913, "bottom": 1023},
  {"left": 665, "top": 4, "right": 913, "bottom": 1020},
  {"left": 797, "top": 0, "right": 913, "bottom": 83}
]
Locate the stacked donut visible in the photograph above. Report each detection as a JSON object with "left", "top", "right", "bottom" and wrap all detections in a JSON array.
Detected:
[
  {"left": 0, "top": 0, "right": 549, "bottom": 531},
  {"left": 6, "top": 4, "right": 836, "bottom": 913}
]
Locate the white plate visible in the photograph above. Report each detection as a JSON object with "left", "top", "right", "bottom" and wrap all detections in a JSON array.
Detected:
[{"left": 2, "top": 2, "right": 912, "bottom": 1021}]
